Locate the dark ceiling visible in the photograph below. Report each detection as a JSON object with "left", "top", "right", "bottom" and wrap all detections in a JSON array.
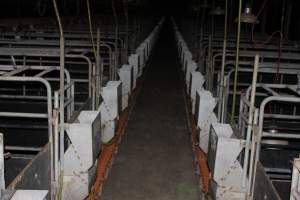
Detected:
[{"left": 0, "top": 0, "right": 299, "bottom": 40}]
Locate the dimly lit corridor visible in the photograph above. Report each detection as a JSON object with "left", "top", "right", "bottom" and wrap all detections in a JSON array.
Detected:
[
  {"left": 101, "top": 21, "right": 200, "bottom": 200},
  {"left": 1, "top": 0, "right": 300, "bottom": 200}
]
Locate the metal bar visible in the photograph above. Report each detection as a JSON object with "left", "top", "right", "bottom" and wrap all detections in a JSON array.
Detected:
[
  {"left": 261, "top": 85, "right": 280, "bottom": 96},
  {"left": 52, "top": 0, "right": 65, "bottom": 198},
  {"left": 35, "top": 68, "right": 55, "bottom": 77},
  {"left": 243, "top": 54, "right": 259, "bottom": 189},
  {"left": 262, "top": 132, "right": 300, "bottom": 139},
  {"left": 0, "top": 124, "right": 47, "bottom": 129},
  {"left": 5, "top": 146, "right": 42, "bottom": 152},
  {"left": 2, "top": 66, "right": 30, "bottom": 77},
  {"left": 264, "top": 114, "right": 300, "bottom": 120},
  {"left": 0, "top": 95, "right": 48, "bottom": 100},
  {"left": 0, "top": 112, "right": 48, "bottom": 118}
]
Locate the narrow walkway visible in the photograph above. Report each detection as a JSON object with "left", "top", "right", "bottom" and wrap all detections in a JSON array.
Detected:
[{"left": 101, "top": 21, "right": 200, "bottom": 200}]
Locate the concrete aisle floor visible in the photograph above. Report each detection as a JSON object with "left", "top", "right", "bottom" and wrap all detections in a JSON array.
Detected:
[{"left": 101, "top": 20, "right": 200, "bottom": 200}]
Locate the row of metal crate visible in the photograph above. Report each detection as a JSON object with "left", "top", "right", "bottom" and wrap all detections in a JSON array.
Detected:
[
  {"left": 173, "top": 16, "right": 300, "bottom": 200},
  {"left": 0, "top": 15, "right": 164, "bottom": 200}
]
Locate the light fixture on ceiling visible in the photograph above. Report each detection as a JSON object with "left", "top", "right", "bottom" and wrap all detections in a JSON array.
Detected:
[
  {"left": 192, "top": 7, "right": 200, "bottom": 11},
  {"left": 199, "top": 2, "right": 211, "bottom": 9},
  {"left": 236, "top": 3, "right": 259, "bottom": 24},
  {"left": 210, "top": 6, "right": 225, "bottom": 15}
]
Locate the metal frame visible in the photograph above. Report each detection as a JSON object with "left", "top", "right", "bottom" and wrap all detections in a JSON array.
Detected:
[
  {"left": 222, "top": 65, "right": 300, "bottom": 123},
  {"left": 239, "top": 83, "right": 300, "bottom": 199}
]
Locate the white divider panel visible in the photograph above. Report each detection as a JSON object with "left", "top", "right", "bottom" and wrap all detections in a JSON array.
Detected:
[
  {"left": 195, "top": 90, "right": 217, "bottom": 153},
  {"left": 63, "top": 110, "right": 101, "bottom": 199},
  {"left": 189, "top": 71, "right": 205, "bottom": 114},
  {"left": 100, "top": 81, "right": 122, "bottom": 143},
  {"left": 207, "top": 123, "right": 246, "bottom": 200},
  {"left": 118, "top": 65, "right": 133, "bottom": 110},
  {"left": 128, "top": 54, "right": 139, "bottom": 89},
  {"left": 185, "top": 60, "right": 197, "bottom": 88}
]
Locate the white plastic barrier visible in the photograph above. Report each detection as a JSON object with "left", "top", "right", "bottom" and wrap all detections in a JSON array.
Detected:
[
  {"left": 128, "top": 54, "right": 139, "bottom": 89},
  {"left": 189, "top": 71, "right": 205, "bottom": 114},
  {"left": 185, "top": 59, "right": 197, "bottom": 88},
  {"left": 136, "top": 46, "right": 145, "bottom": 76},
  {"left": 11, "top": 190, "right": 48, "bottom": 200},
  {"left": 291, "top": 156, "right": 300, "bottom": 200},
  {"left": 118, "top": 64, "right": 134, "bottom": 110},
  {"left": 207, "top": 123, "right": 246, "bottom": 200},
  {"left": 195, "top": 90, "right": 217, "bottom": 153},
  {"left": 63, "top": 110, "right": 101, "bottom": 200},
  {"left": 100, "top": 81, "right": 122, "bottom": 143}
]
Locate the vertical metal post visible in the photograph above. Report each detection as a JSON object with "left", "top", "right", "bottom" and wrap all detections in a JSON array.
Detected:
[
  {"left": 211, "top": 0, "right": 215, "bottom": 39},
  {"left": 52, "top": 0, "right": 65, "bottom": 198},
  {"left": 242, "top": 54, "right": 259, "bottom": 189},
  {"left": 207, "top": 34, "right": 212, "bottom": 90},
  {"left": 248, "top": 108, "right": 259, "bottom": 197},
  {"left": 280, "top": 0, "right": 286, "bottom": 37},
  {"left": 112, "top": 0, "right": 118, "bottom": 80},
  {"left": 96, "top": 28, "right": 101, "bottom": 108},
  {"left": 198, "top": 0, "right": 206, "bottom": 70},
  {"left": 284, "top": 0, "right": 292, "bottom": 39},
  {"left": 123, "top": 0, "right": 129, "bottom": 61},
  {"left": 0, "top": 134, "right": 4, "bottom": 190},
  {"left": 230, "top": 0, "right": 243, "bottom": 124},
  {"left": 218, "top": 0, "right": 228, "bottom": 122},
  {"left": 53, "top": 92, "right": 59, "bottom": 198}
]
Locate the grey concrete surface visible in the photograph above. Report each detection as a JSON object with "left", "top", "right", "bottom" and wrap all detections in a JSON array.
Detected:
[{"left": 100, "top": 20, "right": 200, "bottom": 200}]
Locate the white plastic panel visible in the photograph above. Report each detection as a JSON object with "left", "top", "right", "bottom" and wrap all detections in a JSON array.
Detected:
[
  {"left": 195, "top": 90, "right": 217, "bottom": 152},
  {"left": 11, "top": 190, "right": 48, "bottom": 200},
  {"left": 136, "top": 47, "right": 145, "bottom": 76},
  {"left": 63, "top": 164, "right": 96, "bottom": 200},
  {"left": 118, "top": 64, "right": 133, "bottom": 110},
  {"left": 185, "top": 60, "right": 197, "bottom": 88},
  {"left": 64, "top": 110, "right": 101, "bottom": 175},
  {"left": 189, "top": 72, "right": 205, "bottom": 114},
  {"left": 208, "top": 123, "right": 245, "bottom": 198},
  {"left": 128, "top": 54, "right": 139, "bottom": 88},
  {"left": 101, "top": 81, "right": 122, "bottom": 119},
  {"left": 291, "top": 157, "right": 300, "bottom": 200}
]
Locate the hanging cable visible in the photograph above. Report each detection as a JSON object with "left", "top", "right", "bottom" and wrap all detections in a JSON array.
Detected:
[
  {"left": 86, "top": 0, "right": 97, "bottom": 61},
  {"left": 123, "top": 0, "right": 129, "bottom": 60},
  {"left": 218, "top": 0, "right": 228, "bottom": 123},
  {"left": 36, "top": 0, "right": 47, "bottom": 16},
  {"left": 250, "top": 0, "right": 283, "bottom": 48},
  {"left": 249, "top": 0, "right": 283, "bottom": 84},
  {"left": 86, "top": 0, "right": 102, "bottom": 109},
  {"left": 230, "top": 0, "right": 243, "bottom": 124},
  {"left": 112, "top": 0, "right": 119, "bottom": 80}
]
